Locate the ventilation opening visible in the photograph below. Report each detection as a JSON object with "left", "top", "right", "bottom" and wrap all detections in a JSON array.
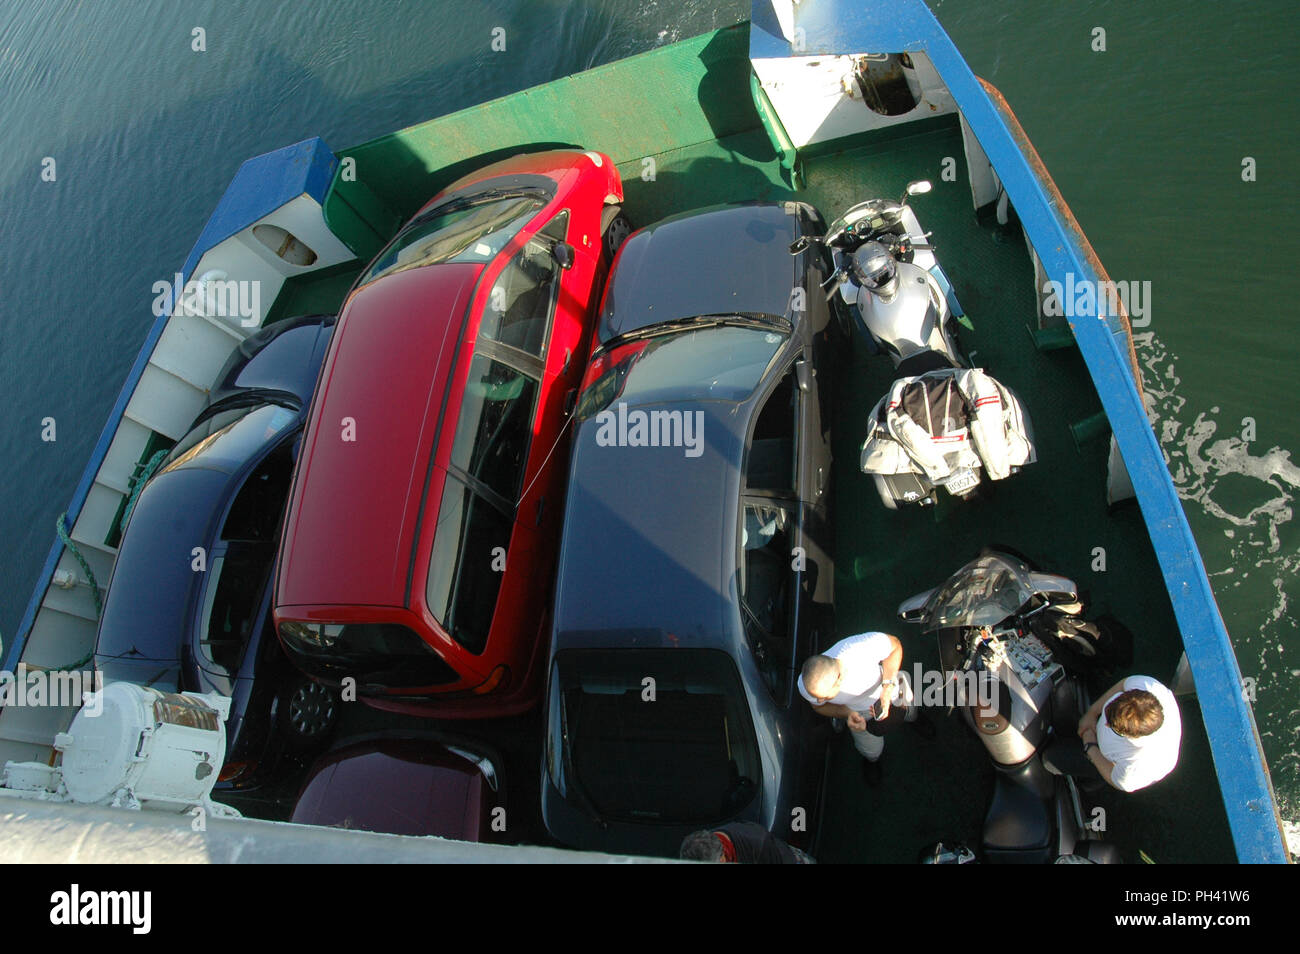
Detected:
[
  {"left": 252, "top": 224, "right": 318, "bottom": 266},
  {"left": 854, "top": 53, "right": 921, "bottom": 116}
]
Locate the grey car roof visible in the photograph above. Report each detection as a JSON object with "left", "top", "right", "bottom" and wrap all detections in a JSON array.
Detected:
[{"left": 552, "top": 397, "right": 752, "bottom": 654}]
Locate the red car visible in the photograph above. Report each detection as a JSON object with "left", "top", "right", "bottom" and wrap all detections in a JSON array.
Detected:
[
  {"left": 291, "top": 734, "right": 503, "bottom": 840},
  {"left": 273, "top": 150, "right": 626, "bottom": 717}
]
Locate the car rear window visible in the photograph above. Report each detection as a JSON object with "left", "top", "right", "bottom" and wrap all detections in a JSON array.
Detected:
[
  {"left": 551, "top": 648, "right": 761, "bottom": 825},
  {"left": 425, "top": 475, "right": 514, "bottom": 654},
  {"left": 357, "top": 194, "right": 545, "bottom": 286},
  {"left": 278, "top": 622, "right": 461, "bottom": 689}
]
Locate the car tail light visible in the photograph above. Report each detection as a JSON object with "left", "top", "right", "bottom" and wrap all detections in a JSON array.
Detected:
[
  {"left": 278, "top": 621, "right": 344, "bottom": 649},
  {"left": 574, "top": 340, "right": 648, "bottom": 420},
  {"left": 578, "top": 349, "right": 612, "bottom": 394},
  {"left": 218, "top": 760, "right": 255, "bottom": 783},
  {"left": 471, "top": 665, "right": 509, "bottom": 695}
]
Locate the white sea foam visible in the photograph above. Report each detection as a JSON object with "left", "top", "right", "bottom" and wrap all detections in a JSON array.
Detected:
[
  {"left": 1135, "top": 331, "right": 1298, "bottom": 622},
  {"left": 1134, "top": 330, "right": 1299, "bottom": 845}
]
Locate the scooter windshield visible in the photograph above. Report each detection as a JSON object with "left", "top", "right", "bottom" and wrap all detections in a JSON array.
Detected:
[{"left": 923, "top": 553, "right": 1035, "bottom": 631}]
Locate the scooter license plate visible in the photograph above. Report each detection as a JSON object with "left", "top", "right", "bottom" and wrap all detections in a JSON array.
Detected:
[{"left": 944, "top": 467, "right": 980, "bottom": 496}]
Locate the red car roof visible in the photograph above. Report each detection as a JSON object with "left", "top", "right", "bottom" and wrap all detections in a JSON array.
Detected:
[{"left": 277, "top": 263, "right": 480, "bottom": 609}]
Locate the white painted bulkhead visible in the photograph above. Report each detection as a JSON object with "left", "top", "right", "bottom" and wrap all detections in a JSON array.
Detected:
[
  {"left": 752, "top": 51, "right": 956, "bottom": 148},
  {"left": 0, "top": 193, "right": 356, "bottom": 768}
]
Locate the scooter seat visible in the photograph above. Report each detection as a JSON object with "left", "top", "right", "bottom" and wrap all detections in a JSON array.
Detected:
[
  {"left": 873, "top": 471, "right": 934, "bottom": 509},
  {"left": 894, "top": 349, "right": 955, "bottom": 380},
  {"left": 982, "top": 772, "right": 1052, "bottom": 863}
]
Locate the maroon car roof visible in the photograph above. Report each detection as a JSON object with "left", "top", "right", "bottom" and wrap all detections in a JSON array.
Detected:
[
  {"left": 278, "top": 263, "right": 481, "bottom": 609},
  {"left": 291, "top": 740, "right": 488, "bottom": 839}
]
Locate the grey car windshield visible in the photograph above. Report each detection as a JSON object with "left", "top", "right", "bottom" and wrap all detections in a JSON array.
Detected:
[
  {"left": 551, "top": 648, "right": 761, "bottom": 824},
  {"left": 357, "top": 194, "right": 546, "bottom": 286},
  {"left": 578, "top": 324, "right": 788, "bottom": 419}
]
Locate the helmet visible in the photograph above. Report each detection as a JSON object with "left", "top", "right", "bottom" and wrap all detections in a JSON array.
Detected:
[{"left": 851, "top": 241, "right": 898, "bottom": 295}]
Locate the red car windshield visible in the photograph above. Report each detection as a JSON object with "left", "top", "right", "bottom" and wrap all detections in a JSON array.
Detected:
[{"left": 357, "top": 193, "right": 546, "bottom": 286}]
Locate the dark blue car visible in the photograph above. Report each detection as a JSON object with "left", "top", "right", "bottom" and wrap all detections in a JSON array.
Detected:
[
  {"left": 541, "top": 203, "right": 838, "bottom": 857},
  {"left": 93, "top": 314, "right": 338, "bottom": 787}
]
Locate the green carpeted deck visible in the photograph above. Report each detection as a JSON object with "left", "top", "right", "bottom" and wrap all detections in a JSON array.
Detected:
[
  {"left": 258, "top": 23, "right": 1235, "bottom": 863},
  {"left": 802, "top": 128, "right": 1233, "bottom": 864}
]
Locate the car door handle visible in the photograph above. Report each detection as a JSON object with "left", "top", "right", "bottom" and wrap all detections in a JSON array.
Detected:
[
  {"left": 535, "top": 496, "right": 546, "bottom": 526},
  {"left": 561, "top": 347, "right": 573, "bottom": 375},
  {"left": 816, "top": 465, "right": 826, "bottom": 496}
]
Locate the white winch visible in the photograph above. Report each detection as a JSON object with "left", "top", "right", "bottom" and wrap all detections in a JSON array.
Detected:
[{"left": 1, "top": 682, "right": 241, "bottom": 816}]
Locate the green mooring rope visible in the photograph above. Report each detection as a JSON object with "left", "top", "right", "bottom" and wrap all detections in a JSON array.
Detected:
[
  {"left": 119, "top": 449, "right": 169, "bottom": 535},
  {"left": 0, "top": 513, "right": 106, "bottom": 676},
  {"left": 55, "top": 513, "right": 101, "bottom": 619}
]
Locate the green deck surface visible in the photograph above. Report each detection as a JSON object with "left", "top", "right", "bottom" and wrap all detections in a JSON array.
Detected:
[
  {"left": 323, "top": 26, "right": 761, "bottom": 261},
  {"left": 805, "top": 130, "right": 1233, "bottom": 864},
  {"left": 257, "top": 25, "right": 1235, "bottom": 863}
]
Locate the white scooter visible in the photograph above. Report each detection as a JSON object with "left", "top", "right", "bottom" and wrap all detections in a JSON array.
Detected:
[
  {"left": 795, "top": 183, "right": 1036, "bottom": 509},
  {"left": 898, "top": 549, "right": 1121, "bottom": 864},
  {"left": 794, "top": 180, "right": 969, "bottom": 373}
]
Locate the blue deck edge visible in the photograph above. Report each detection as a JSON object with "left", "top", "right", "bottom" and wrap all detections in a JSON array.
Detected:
[
  {"left": 751, "top": 0, "right": 1286, "bottom": 862},
  {"left": 5, "top": 138, "right": 337, "bottom": 674}
]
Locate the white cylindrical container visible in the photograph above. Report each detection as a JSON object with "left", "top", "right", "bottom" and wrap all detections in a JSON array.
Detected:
[{"left": 55, "top": 682, "right": 230, "bottom": 811}]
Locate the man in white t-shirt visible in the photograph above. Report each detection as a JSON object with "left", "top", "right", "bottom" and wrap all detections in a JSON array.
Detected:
[
  {"left": 798, "top": 632, "right": 926, "bottom": 776},
  {"left": 1076, "top": 675, "right": 1181, "bottom": 792}
]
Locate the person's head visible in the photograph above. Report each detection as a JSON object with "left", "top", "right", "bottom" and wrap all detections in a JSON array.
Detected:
[
  {"left": 801, "top": 655, "right": 842, "bottom": 702},
  {"left": 1105, "top": 689, "right": 1164, "bottom": 738},
  {"left": 680, "top": 830, "right": 727, "bottom": 862}
]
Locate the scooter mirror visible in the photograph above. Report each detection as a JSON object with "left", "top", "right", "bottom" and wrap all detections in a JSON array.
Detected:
[
  {"left": 897, "top": 587, "right": 937, "bottom": 622},
  {"left": 1027, "top": 572, "right": 1077, "bottom": 602}
]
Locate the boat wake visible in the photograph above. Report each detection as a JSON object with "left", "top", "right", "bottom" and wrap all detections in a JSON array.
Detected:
[{"left": 1135, "top": 331, "right": 1299, "bottom": 855}]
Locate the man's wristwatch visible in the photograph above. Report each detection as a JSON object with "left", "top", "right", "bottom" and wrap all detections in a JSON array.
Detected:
[{"left": 1083, "top": 741, "right": 1098, "bottom": 754}]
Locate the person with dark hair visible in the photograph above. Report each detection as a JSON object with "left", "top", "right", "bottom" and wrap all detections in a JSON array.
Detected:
[
  {"left": 1076, "top": 675, "right": 1181, "bottom": 792},
  {"left": 679, "top": 822, "right": 814, "bottom": 863},
  {"left": 798, "top": 632, "right": 932, "bottom": 785}
]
